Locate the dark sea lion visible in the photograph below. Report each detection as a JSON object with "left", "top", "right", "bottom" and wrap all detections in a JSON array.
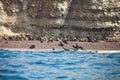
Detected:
[{"left": 29, "top": 45, "right": 35, "bottom": 49}]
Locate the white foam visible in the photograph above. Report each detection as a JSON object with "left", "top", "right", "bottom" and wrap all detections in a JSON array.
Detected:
[
  {"left": 1, "top": 48, "right": 63, "bottom": 52},
  {"left": 1, "top": 48, "right": 120, "bottom": 53},
  {"left": 96, "top": 50, "right": 120, "bottom": 53}
]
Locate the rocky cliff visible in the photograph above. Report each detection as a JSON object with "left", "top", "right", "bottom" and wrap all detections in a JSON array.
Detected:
[{"left": 0, "top": 0, "right": 120, "bottom": 41}]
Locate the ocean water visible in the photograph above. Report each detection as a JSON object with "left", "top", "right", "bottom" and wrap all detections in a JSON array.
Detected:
[{"left": 0, "top": 49, "right": 120, "bottom": 80}]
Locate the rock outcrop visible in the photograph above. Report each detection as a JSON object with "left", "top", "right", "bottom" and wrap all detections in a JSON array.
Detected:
[{"left": 0, "top": 0, "right": 120, "bottom": 41}]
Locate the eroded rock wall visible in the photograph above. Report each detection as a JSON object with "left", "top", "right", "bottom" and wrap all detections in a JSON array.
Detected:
[
  {"left": 0, "top": 0, "right": 120, "bottom": 41},
  {"left": 0, "top": 1, "right": 17, "bottom": 37}
]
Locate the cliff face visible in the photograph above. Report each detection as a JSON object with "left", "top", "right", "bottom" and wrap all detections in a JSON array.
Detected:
[
  {"left": 68, "top": 0, "right": 120, "bottom": 28},
  {"left": 0, "top": 0, "right": 120, "bottom": 41}
]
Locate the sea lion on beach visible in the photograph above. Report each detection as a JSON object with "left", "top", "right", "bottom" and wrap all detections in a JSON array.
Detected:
[
  {"left": 29, "top": 45, "right": 35, "bottom": 49},
  {"left": 62, "top": 40, "right": 68, "bottom": 44},
  {"left": 87, "top": 37, "right": 97, "bottom": 42},
  {"left": 62, "top": 46, "right": 70, "bottom": 51},
  {"left": 73, "top": 43, "right": 83, "bottom": 50},
  {"left": 58, "top": 42, "right": 64, "bottom": 46},
  {"left": 52, "top": 48, "right": 55, "bottom": 50},
  {"left": 37, "top": 37, "right": 43, "bottom": 43}
]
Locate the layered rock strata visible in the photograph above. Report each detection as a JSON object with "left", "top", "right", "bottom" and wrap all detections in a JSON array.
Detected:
[{"left": 0, "top": 0, "right": 120, "bottom": 41}]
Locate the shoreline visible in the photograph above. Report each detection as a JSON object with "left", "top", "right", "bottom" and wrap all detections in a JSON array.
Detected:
[
  {"left": 1, "top": 48, "right": 120, "bottom": 53},
  {"left": 0, "top": 41, "right": 120, "bottom": 53}
]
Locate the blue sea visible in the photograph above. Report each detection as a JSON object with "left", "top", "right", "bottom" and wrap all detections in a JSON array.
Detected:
[{"left": 0, "top": 49, "right": 120, "bottom": 80}]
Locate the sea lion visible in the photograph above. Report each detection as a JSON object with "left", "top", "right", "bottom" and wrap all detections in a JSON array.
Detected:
[
  {"left": 73, "top": 43, "right": 83, "bottom": 50},
  {"left": 29, "top": 45, "right": 35, "bottom": 49},
  {"left": 58, "top": 42, "right": 64, "bottom": 46}
]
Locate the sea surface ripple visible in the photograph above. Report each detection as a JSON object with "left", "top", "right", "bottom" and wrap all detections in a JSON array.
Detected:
[{"left": 0, "top": 49, "right": 120, "bottom": 80}]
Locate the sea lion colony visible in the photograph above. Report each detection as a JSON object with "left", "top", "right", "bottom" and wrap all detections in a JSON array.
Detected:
[{"left": 0, "top": 33, "right": 120, "bottom": 42}]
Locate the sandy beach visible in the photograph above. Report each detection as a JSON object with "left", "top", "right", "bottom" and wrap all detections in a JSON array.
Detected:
[{"left": 0, "top": 41, "right": 120, "bottom": 52}]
